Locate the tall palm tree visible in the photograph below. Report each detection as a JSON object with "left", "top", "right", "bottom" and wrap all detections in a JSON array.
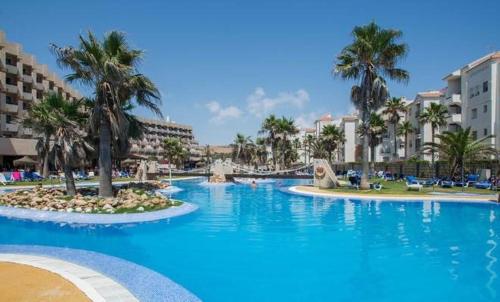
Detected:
[
  {"left": 276, "top": 117, "right": 299, "bottom": 169},
  {"left": 163, "top": 138, "right": 185, "bottom": 184},
  {"left": 51, "top": 97, "right": 92, "bottom": 196},
  {"left": 321, "top": 124, "right": 344, "bottom": 164},
  {"left": 23, "top": 93, "right": 59, "bottom": 178},
  {"left": 334, "top": 22, "right": 409, "bottom": 189},
  {"left": 423, "top": 127, "right": 496, "bottom": 178},
  {"left": 259, "top": 114, "right": 280, "bottom": 170},
  {"left": 358, "top": 113, "right": 387, "bottom": 170},
  {"left": 397, "top": 120, "right": 414, "bottom": 159},
  {"left": 303, "top": 134, "right": 315, "bottom": 164},
  {"left": 382, "top": 97, "right": 407, "bottom": 160},
  {"left": 419, "top": 102, "right": 448, "bottom": 173},
  {"left": 51, "top": 31, "right": 162, "bottom": 197},
  {"left": 255, "top": 137, "right": 268, "bottom": 166},
  {"left": 311, "top": 139, "right": 328, "bottom": 159},
  {"left": 232, "top": 133, "right": 252, "bottom": 164}
]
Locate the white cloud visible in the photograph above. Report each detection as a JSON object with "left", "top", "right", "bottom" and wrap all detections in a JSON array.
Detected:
[
  {"left": 294, "top": 112, "right": 319, "bottom": 130},
  {"left": 205, "top": 101, "right": 242, "bottom": 124},
  {"left": 246, "top": 87, "right": 310, "bottom": 117}
]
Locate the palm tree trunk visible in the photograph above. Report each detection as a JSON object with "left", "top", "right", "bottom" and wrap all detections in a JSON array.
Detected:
[
  {"left": 360, "top": 114, "right": 370, "bottom": 190},
  {"left": 42, "top": 133, "right": 50, "bottom": 178},
  {"left": 393, "top": 123, "right": 398, "bottom": 160},
  {"left": 99, "top": 117, "right": 113, "bottom": 197},
  {"left": 404, "top": 133, "right": 408, "bottom": 159},
  {"left": 63, "top": 163, "right": 76, "bottom": 196},
  {"left": 431, "top": 127, "right": 435, "bottom": 178},
  {"left": 370, "top": 144, "right": 376, "bottom": 172}
]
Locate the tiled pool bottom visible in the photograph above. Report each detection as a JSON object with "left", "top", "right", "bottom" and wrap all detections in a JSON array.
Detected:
[{"left": 0, "top": 245, "right": 201, "bottom": 302}]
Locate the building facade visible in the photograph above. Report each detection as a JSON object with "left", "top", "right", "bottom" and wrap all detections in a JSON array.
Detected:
[
  {"left": 129, "top": 117, "right": 196, "bottom": 161},
  {"left": 405, "top": 91, "right": 443, "bottom": 161},
  {"left": 0, "top": 31, "right": 82, "bottom": 167},
  {"left": 443, "top": 51, "right": 499, "bottom": 148}
]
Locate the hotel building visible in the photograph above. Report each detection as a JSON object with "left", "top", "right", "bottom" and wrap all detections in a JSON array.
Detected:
[{"left": 0, "top": 31, "right": 82, "bottom": 167}]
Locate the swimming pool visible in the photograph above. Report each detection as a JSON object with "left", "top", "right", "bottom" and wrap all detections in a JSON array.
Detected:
[{"left": 1, "top": 178, "right": 499, "bottom": 301}]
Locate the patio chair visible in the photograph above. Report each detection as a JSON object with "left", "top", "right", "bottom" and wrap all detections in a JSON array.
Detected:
[
  {"left": 475, "top": 181, "right": 492, "bottom": 189},
  {"left": 0, "top": 173, "right": 14, "bottom": 185}
]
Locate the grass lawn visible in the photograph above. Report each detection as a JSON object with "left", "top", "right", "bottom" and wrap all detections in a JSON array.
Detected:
[{"left": 324, "top": 180, "right": 497, "bottom": 196}]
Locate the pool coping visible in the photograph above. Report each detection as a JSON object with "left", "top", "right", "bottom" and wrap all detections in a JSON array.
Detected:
[
  {"left": 288, "top": 185, "right": 499, "bottom": 204},
  {"left": 0, "top": 245, "right": 201, "bottom": 302},
  {"left": 0, "top": 201, "right": 198, "bottom": 225},
  {"left": 0, "top": 253, "right": 136, "bottom": 302}
]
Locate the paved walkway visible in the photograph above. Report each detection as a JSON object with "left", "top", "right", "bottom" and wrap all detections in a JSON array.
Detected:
[
  {"left": 289, "top": 185, "right": 499, "bottom": 203},
  {"left": 0, "top": 253, "right": 138, "bottom": 302}
]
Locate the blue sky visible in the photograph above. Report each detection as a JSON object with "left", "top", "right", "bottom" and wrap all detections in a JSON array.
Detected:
[{"left": 2, "top": 0, "right": 499, "bottom": 144}]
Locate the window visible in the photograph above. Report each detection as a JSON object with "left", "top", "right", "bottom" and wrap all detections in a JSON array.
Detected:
[
  {"left": 483, "top": 81, "right": 488, "bottom": 93},
  {"left": 6, "top": 115, "right": 13, "bottom": 124},
  {"left": 22, "top": 102, "right": 31, "bottom": 111},
  {"left": 36, "top": 74, "right": 43, "bottom": 83},
  {"left": 415, "top": 138, "right": 421, "bottom": 150},
  {"left": 23, "top": 84, "right": 31, "bottom": 93},
  {"left": 484, "top": 104, "right": 488, "bottom": 113},
  {"left": 6, "top": 95, "right": 16, "bottom": 104},
  {"left": 472, "top": 130, "right": 477, "bottom": 140},
  {"left": 49, "top": 81, "right": 54, "bottom": 90},
  {"left": 36, "top": 90, "right": 43, "bottom": 99},
  {"left": 5, "top": 76, "right": 14, "bottom": 85},
  {"left": 471, "top": 108, "right": 478, "bottom": 119},
  {"left": 484, "top": 128, "right": 488, "bottom": 136}
]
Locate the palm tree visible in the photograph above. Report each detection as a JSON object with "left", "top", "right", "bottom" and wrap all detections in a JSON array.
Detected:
[
  {"left": 276, "top": 117, "right": 299, "bottom": 168},
  {"left": 311, "top": 139, "right": 328, "bottom": 159},
  {"left": 303, "top": 134, "right": 315, "bottom": 164},
  {"left": 358, "top": 113, "right": 387, "bottom": 170},
  {"left": 423, "top": 127, "right": 496, "bottom": 179},
  {"left": 255, "top": 137, "right": 268, "bottom": 166},
  {"left": 163, "top": 138, "right": 185, "bottom": 184},
  {"left": 321, "top": 124, "right": 344, "bottom": 164},
  {"left": 51, "top": 31, "right": 162, "bottom": 197},
  {"left": 382, "top": 97, "right": 407, "bottom": 160},
  {"left": 232, "top": 133, "right": 252, "bottom": 164},
  {"left": 334, "top": 22, "right": 409, "bottom": 189},
  {"left": 23, "top": 93, "right": 59, "bottom": 178},
  {"left": 419, "top": 102, "right": 448, "bottom": 173},
  {"left": 397, "top": 121, "right": 414, "bottom": 159},
  {"left": 259, "top": 114, "right": 280, "bottom": 170}
]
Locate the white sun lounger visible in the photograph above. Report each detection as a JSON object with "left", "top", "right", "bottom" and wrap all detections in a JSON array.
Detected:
[{"left": 406, "top": 182, "right": 423, "bottom": 191}]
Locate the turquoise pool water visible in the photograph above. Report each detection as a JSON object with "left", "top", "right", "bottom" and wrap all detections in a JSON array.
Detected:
[{"left": 1, "top": 178, "right": 499, "bottom": 301}]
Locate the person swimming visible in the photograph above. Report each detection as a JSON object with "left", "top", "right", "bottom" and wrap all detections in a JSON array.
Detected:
[{"left": 251, "top": 180, "right": 257, "bottom": 189}]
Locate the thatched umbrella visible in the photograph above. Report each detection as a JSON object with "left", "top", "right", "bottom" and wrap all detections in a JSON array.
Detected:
[
  {"left": 122, "top": 158, "right": 137, "bottom": 166},
  {"left": 13, "top": 156, "right": 38, "bottom": 167}
]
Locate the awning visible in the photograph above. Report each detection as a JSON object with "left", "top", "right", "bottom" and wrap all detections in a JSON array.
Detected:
[
  {"left": 0, "top": 138, "right": 38, "bottom": 156},
  {"left": 13, "top": 156, "right": 38, "bottom": 166}
]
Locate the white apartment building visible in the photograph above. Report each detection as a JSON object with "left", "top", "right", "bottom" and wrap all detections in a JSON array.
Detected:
[
  {"left": 0, "top": 30, "right": 82, "bottom": 167},
  {"left": 443, "top": 51, "right": 499, "bottom": 149},
  {"left": 339, "top": 115, "right": 359, "bottom": 163},
  {"left": 405, "top": 91, "right": 443, "bottom": 161}
]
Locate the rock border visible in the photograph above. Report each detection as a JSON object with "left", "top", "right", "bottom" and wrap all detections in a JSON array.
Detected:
[
  {"left": 0, "top": 245, "right": 201, "bottom": 302},
  {"left": 286, "top": 185, "right": 498, "bottom": 204}
]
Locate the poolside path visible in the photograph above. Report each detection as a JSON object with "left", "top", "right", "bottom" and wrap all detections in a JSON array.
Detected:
[{"left": 290, "top": 185, "right": 499, "bottom": 203}]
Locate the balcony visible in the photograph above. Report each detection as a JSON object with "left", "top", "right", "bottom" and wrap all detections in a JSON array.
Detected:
[
  {"left": 5, "top": 64, "right": 18, "bottom": 75},
  {"left": 22, "top": 74, "right": 33, "bottom": 83},
  {"left": 444, "top": 94, "right": 461, "bottom": 106},
  {"left": 5, "top": 84, "right": 18, "bottom": 94},
  {"left": 447, "top": 113, "right": 461, "bottom": 125},
  {"left": 34, "top": 82, "right": 44, "bottom": 90},
  {"left": 22, "top": 92, "right": 33, "bottom": 101},
  {"left": 23, "top": 127, "right": 33, "bottom": 136},
  {"left": 3, "top": 103, "right": 19, "bottom": 113},
  {"left": 4, "top": 123, "right": 19, "bottom": 132}
]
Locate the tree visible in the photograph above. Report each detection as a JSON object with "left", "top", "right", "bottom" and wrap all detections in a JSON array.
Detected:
[
  {"left": 419, "top": 102, "right": 448, "bottom": 174},
  {"left": 303, "top": 134, "right": 315, "bottom": 164},
  {"left": 232, "top": 133, "right": 253, "bottom": 164},
  {"left": 423, "top": 127, "right": 496, "bottom": 179},
  {"left": 358, "top": 113, "right": 387, "bottom": 170},
  {"left": 382, "top": 97, "right": 407, "bottom": 160},
  {"left": 311, "top": 139, "right": 328, "bottom": 159},
  {"left": 334, "top": 22, "right": 409, "bottom": 189},
  {"left": 163, "top": 138, "right": 186, "bottom": 184},
  {"left": 321, "top": 124, "right": 344, "bottom": 164},
  {"left": 255, "top": 137, "right": 268, "bottom": 166},
  {"left": 23, "top": 93, "right": 59, "bottom": 178},
  {"left": 259, "top": 114, "right": 280, "bottom": 170},
  {"left": 51, "top": 31, "right": 162, "bottom": 197},
  {"left": 397, "top": 120, "right": 414, "bottom": 159},
  {"left": 275, "top": 117, "right": 299, "bottom": 168}
]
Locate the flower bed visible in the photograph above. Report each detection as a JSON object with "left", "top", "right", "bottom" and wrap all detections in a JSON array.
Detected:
[{"left": 0, "top": 182, "right": 181, "bottom": 214}]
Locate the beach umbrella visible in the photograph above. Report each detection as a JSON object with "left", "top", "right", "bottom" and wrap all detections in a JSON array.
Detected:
[
  {"left": 13, "top": 156, "right": 38, "bottom": 166},
  {"left": 122, "top": 158, "right": 137, "bottom": 165}
]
